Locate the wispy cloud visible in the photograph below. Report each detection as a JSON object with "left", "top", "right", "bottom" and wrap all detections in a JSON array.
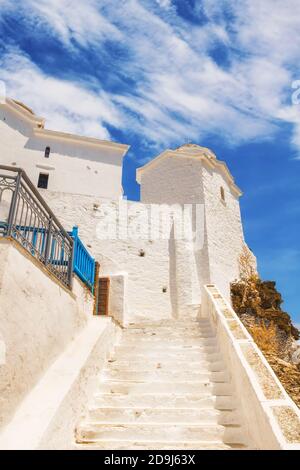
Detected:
[
  {"left": 10, "top": 0, "right": 121, "bottom": 49},
  {"left": 155, "top": 0, "right": 172, "bottom": 9},
  {"left": 0, "top": 48, "right": 123, "bottom": 139},
  {"left": 0, "top": 0, "right": 300, "bottom": 152}
]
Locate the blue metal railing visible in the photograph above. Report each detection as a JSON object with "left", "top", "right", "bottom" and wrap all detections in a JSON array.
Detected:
[
  {"left": 0, "top": 166, "right": 95, "bottom": 291},
  {"left": 0, "top": 223, "right": 69, "bottom": 264},
  {"left": 68, "top": 226, "right": 95, "bottom": 293},
  {"left": 0, "top": 221, "right": 95, "bottom": 291},
  {"left": 0, "top": 166, "right": 74, "bottom": 288}
]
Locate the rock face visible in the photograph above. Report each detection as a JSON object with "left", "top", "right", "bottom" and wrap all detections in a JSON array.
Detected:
[
  {"left": 231, "top": 280, "right": 299, "bottom": 342},
  {"left": 265, "top": 355, "right": 300, "bottom": 408},
  {"left": 292, "top": 345, "right": 300, "bottom": 366},
  {"left": 231, "top": 279, "right": 300, "bottom": 407}
]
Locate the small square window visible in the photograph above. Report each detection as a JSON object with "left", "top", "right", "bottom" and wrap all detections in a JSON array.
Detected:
[{"left": 37, "top": 173, "right": 49, "bottom": 189}]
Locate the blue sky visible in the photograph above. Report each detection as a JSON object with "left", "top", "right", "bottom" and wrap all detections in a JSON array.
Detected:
[{"left": 0, "top": 0, "right": 299, "bottom": 325}]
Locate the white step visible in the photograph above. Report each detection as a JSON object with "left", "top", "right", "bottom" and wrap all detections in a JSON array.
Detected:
[
  {"left": 121, "top": 338, "right": 217, "bottom": 347},
  {"left": 123, "top": 330, "right": 215, "bottom": 339},
  {"left": 74, "top": 317, "right": 247, "bottom": 450},
  {"left": 76, "top": 422, "right": 243, "bottom": 443},
  {"left": 125, "top": 323, "right": 212, "bottom": 331},
  {"left": 107, "top": 359, "right": 225, "bottom": 372},
  {"left": 75, "top": 441, "right": 244, "bottom": 450},
  {"left": 127, "top": 320, "right": 209, "bottom": 329},
  {"left": 97, "top": 380, "right": 232, "bottom": 395},
  {"left": 101, "top": 370, "right": 229, "bottom": 382},
  {"left": 87, "top": 407, "right": 239, "bottom": 425},
  {"left": 110, "top": 351, "right": 223, "bottom": 362},
  {"left": 93, "top": 393, "right": 234, "bottom": 409},
  {"left": 114, "top": 344, "right": 219, "bottom": 356},
  {"left": 122, "top": 335, "right": 218, "bottom": 346}
]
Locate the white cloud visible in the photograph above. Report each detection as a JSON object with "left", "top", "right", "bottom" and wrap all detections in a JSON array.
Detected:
[
  {"left": 0, "top": 48, "right": 123, "bottom": 140},
  {"left": 15, "top": 0, "right": 121, "bottom": 48},
  {"left": 102, "top": 0, "right": 300, "bottom": 148},
  {"left": 1, "top": 0, "right": 300, "bottom": 152},
  {"left": 155, "top": 0, "right": 172, "bottom": 9}
]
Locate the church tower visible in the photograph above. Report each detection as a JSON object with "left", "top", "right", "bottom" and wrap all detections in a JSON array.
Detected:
[{"left": 137, "top": 144, "right": 252, "bottom": 303}]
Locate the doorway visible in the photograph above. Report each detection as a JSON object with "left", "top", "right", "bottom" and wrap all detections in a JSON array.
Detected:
[{"left": 96, "top": 277, "right": 110, "bottom": 315}]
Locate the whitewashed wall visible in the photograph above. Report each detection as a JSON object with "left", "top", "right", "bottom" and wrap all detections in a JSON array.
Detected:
[
  {"left": 139, "top": 153, "right": 210, "bottom": 303},
  {"left": 201, "top": 162, "right": 245, "bottom": 300},
  {"left": 43, "top": 191, "right": 202, "bottom": 323},
  {"left": 140, "top": 154, "right": 203, "bottom": 205},
  {"left": 44, "top": 149, "right": 249, "bottom": 322},
  {"left": 0, "top": 105, "right": 125, "bottom": 199},
  {"left": 0, "top": 239, "right": 93, "bottom": 430},
  {"left": 139, "top": 152, "right": 249, "bottom": 303}
]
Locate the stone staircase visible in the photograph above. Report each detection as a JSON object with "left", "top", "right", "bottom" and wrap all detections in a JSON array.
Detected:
[{"left": 75, "top": 318, "right": 248, "bottom": 450}]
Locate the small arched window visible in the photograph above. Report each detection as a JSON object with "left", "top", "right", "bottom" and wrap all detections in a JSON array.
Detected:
[
  {"left": 220, "top": 186, "right": 225, "bottom": 202},
  {"left": 45, "top": 146, "right": 50, "bottom": 158}
]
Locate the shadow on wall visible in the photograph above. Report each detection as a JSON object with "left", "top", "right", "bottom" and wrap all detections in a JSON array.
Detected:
[
  {"left": 169, "top": 223, "right": 179, "bottom": 319},
  {"left": 0, "top": 108, "right": 33, "bottom": 138},
  {"left": 0, "top": 107, "right": 123, "bottom": 166},
  {"left": 25, "top": 136, "right": 122, "bottom": 166},
  {"left": 0, "top": 190, "right": 12, "bottom": 223},
  {"left": 194, "top": 220, "right": 210, "bottom": 295}
]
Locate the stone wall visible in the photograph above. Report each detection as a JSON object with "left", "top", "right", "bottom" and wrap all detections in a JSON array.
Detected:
[
  {"left": 0, "top": 239, "right": 93, "bottom": 429},
  {"left": 43, "top": 191, "right": 201, "bottom": 323},
  {"left": 0, "top": 104, "right": 125, "bottom": 199},
  {"left": 202, "top": 285, "right": 300, "bottom": 450},
  {"left": 201, "top": 162, "right": 246, "bottom": 300},
  {"left": 139, "top": 150, "right": 248, "bottom": 303},
  {"left": 43, "top": 149, "right": 249, "bottom": 322},
  {"left": 140, "top": 154, "right": 203, "bottom": 205}
]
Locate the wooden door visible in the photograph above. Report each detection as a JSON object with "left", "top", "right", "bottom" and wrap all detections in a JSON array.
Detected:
[{"left": 97, "top": 277, "right": 110, "bottom": 315}]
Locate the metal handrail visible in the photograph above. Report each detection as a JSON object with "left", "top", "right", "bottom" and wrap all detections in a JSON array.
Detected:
[
  {"left": 0, "top": 165, "right": 72, "bottom": 242},
  {"left": 0, "top": 165, "right": 74, "bottom": 288},
  {"left": 69, "top": 226, "right": 95, "bottom": 293}
]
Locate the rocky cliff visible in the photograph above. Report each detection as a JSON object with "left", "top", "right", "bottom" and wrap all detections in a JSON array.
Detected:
[{"left": 231, "top": 279, "right": 300, "bottom": 407}]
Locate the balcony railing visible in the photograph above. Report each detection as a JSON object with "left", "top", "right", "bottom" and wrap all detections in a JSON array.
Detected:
[
  {"left": 0, "top": 165, "right": 74, "bottom": 288},
  {"left": 69, "top": 226, "right": 95, "bottom": 293}
]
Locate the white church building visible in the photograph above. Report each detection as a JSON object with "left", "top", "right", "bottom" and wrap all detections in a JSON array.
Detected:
[
  {"left": 0, "top": 98, "right": 129, "bottom": 199},
  {"left": 0, "top": 98, "right": 250, "bottom": 324},
  {"left": 0, "top": 98, "right": 299, "bottom": 451}
]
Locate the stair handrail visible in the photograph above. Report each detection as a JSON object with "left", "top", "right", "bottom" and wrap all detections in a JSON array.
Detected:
[{"left": 0, "top": 165, "right": 74, "bottom": 288}]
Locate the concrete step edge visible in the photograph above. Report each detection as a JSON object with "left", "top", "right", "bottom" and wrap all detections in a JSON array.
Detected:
[{"left": 87, "top": 406, "right": 236, "bottom": 412}]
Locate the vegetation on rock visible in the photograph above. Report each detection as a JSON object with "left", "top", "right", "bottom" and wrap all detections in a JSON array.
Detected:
[{"left": 231, "top": 246, "right": 300, "bottom": 407}]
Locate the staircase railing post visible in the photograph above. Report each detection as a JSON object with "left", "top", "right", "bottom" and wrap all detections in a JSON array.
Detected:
[
  {"left": 91, "top": 256, "right": 96, "bottom": 295},
  {"left": 44, "top": 217, "right": 53, "bottom": 266},
  {"left": 7, "top": 170, "right": 22, "bottom": 237},
  {"left": 68, "top": 226, "right": 78, "bottom": 288},
  {"left": 71, "top": 226, "right": 78, "bottom": 269}
]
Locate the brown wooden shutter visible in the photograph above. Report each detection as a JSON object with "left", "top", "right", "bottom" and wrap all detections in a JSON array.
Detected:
[{"left": 97, "top": 277, "right": 110, "bottom": 316}]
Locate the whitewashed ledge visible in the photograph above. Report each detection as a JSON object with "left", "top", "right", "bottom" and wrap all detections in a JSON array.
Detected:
[
  {"left": 0, "top": 317, "right": 121, "bottom": 450},
  {"left": 202, "top": 284, "right": 300, "bottom": 450}
]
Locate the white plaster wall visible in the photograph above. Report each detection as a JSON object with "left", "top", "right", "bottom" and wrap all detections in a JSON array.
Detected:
[
  {"left": 0, "top": 105, "right": 124, "bottom": 199},
  {"left": 170, "top": 228, "right": 201, "bottom": 317},
  {"left": 201, "top": 163, "right": 246, "bottom": 301},
  {"left": 202, "top": 285, "right": 300, "bottom": 450},
  {"left": 0, "top": 317, "right": 121, "bottom": 450},
  {"left": 139, "top": 152, "right": 250, "bottom": 304},
  {"left": 43, "top": 192, "right": 184, "bottom": 323},
  {"left": 140, "top": 155, "right": 203, "bottom": 205},
  {"left": 139, "top": 154, "right": 211, "bottom": 306},
  {"left": 0, "top": 239, "right": 92, "bottom": 430},
  {"left": 72, "top": 276, "right": 94, "bottom": 320},
  {"left": 108, "top": 273, "right": 128, "bottom": 326}
]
